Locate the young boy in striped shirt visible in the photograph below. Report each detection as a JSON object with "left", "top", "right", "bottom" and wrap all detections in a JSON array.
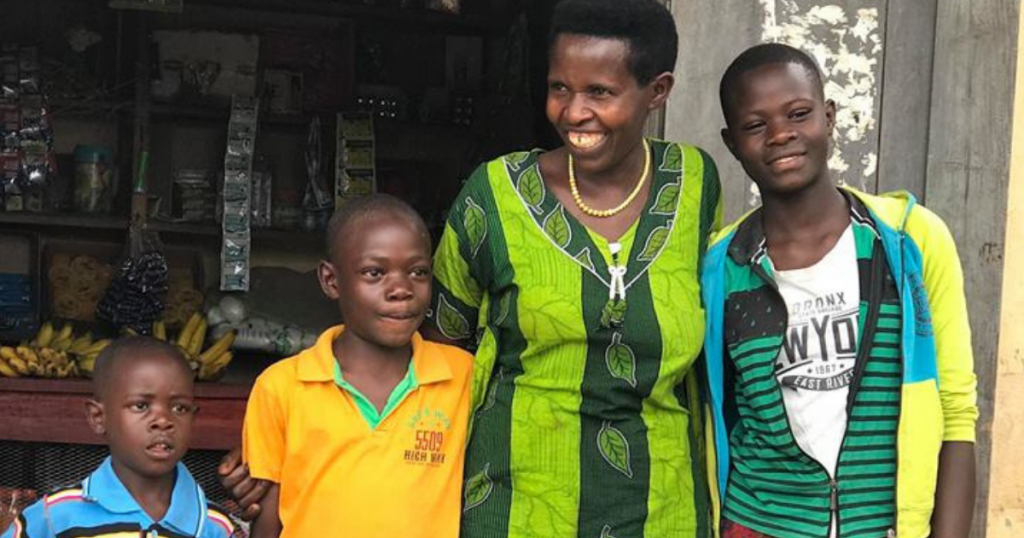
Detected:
[
  {"left": 2, "top": 337, "right": 236, "bottom": 538},
  {"left": 702, "top": 44, "right": 978, "bottom": 538}
]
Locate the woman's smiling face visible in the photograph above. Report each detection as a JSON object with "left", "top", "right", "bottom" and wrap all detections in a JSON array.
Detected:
[{"left": 546, "top": 33, "right": 670, "bottom": 178}]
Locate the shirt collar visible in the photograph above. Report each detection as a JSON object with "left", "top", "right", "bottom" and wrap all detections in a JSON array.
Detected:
[
  {"left": 83, "top": 456, "right": 208, "bottom": 535},
  {"left": 298, "top": 325, "right": 452, "bottom": 385},
  {"left": 726, "top": 188, "right": 875, "bottom": 267}
]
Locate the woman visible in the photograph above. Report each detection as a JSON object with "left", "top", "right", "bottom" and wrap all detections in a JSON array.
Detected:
[
  {"left": 220, "top": 1, "right": 721, "bottom": 536},
  {"left": 426, "top": 1, "right": 721, "bottom": 535}
]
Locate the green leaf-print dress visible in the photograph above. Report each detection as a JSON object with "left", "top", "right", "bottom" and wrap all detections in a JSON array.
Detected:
[{"left": 428, "top": 140, "right": 722, "bottom": 538}]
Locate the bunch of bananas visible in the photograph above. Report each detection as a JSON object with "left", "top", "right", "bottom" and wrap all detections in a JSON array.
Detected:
[
  {"left": 0, "top": 323, "right": 111, "bottom": 378},
  {"left": 168, "top": 313, "right": 237, "bottom": 381},
  {"left": 0, "top": 316, "right": 237, "bottom": 382}
]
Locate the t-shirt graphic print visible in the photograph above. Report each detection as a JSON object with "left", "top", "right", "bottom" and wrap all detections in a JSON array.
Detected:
[{"left": 771, "top": 222, "right": 859, "bottom": 478}]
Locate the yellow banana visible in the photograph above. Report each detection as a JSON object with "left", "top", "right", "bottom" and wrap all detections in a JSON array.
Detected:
[
  {"left": 0, "top": 358, "right": 19, "bottom": 377},
  {"left": 16, "top": 346, "right": 39, "bottom": 365},
  {"left": 27, "top": 360, "right": 44, "bottom": 376},
  {"left": 56, "top": 363, "right": 73, "bottom": 378},
  {"left": 199, "top": 330, "right": 237, "bottom": 364},
  {"left": 81, "top": 339, "right": 112, "bottom": 355},
  {"left": 0, "top": 346, "right": 18, "bottom": 362},
  {"left": 38, "top": 348, "right": 58, "bottom": 366},
  {"left": 36, "top": 322, "right": 54, "bottom": 347},
  {"left": 123, "top": 327, "right": 139, "bottom": 337},
  {"left": 6, "top": 355, "right": 29, "bottom": 375},
  {"left": 153, "top": 321, "right": 167, "bottom": 341},
  {"left": 68, "top": 332, "right": 94, "bottom": 354},
  {"left": 54, "top": 350, "right": 69, "bottom": 367},
  {"left": 177, "top": 313, "right": 202, "bottom": 348},
  {"left": 51, "top": 324, "right": 74, "bottom": 349},
  {"left": 199, "top": 351, "right": 232, "bottom": 380},
  {"left": 77, "top": 353, "right": 98, "bottom": 373},
  {"left": 188, "top": 318, "right": 208, "bottom": 357},
  {"left": 51, "top": 337, "right": 70, "bottom": 351}
]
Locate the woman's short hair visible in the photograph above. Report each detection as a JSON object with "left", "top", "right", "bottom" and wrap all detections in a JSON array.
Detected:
[{"left": 549, "top": 0, "right": 678, "bottom": 85}]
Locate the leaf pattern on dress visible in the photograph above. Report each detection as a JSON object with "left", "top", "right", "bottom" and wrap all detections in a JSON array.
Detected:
[
  {"left": 649, "top": 183, "right": 680, "bottom": 215},
  {"left": 605, "top": 333, "right": 637, "bottom": 387},
  {"left": 480, "top": 369, "right": 501, "bottom": 413},
  {"left": 517, "top": 163, "right": 545, "bottom": 209},
  {"left": 543, "top": 206, "right": 572, "bottom": 248},
  {"left": 464, "top": 463, "right": 494, "bottom": 512},
  {"left": 506, "top": 151, "right": 531, "bottom": 171},
  {"left": 574, "top": 247, "right": 595, "bottom": 272},
  {"left": 636, "top": 226, "right": 670, "bottom": 262},
  {"left": 494, "top": 292, "right": 511, "bottom": 327},
  {"left": 598, "top": 421, "right": 634, "bottom": 478},
  {"left": 600, "top": 299, "right": 627, "bottom": 329},
  {"left": 438, "top": 293, "right": 471, "bottom": 340},
  {"left": 660, "top": 143, "right": 683, "bottom": 172},
  {"left": 464, "top": 197, "right": 487, "bottom": 258}
]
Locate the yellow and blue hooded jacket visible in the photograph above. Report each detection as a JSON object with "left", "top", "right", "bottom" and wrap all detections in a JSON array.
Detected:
[{"left": 700, "top": 187, "right": 977, "bottom": 538}]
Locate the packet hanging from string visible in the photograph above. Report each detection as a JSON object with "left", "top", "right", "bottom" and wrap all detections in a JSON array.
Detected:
[
  {"left": 95, "top": 220, "right": 169, "bottom": 334},
  {"left": 220, "top": 95, "right": 258, "bottom": 291}
]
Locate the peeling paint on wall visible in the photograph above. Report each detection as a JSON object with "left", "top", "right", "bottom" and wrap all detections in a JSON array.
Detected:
[{"left": 752, "top": 1, "right": 883, "bottom": 206}]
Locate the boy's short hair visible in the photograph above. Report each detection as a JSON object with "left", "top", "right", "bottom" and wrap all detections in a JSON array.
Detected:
[
  {"left": 92, "top": 336, "right": 192, "bottom": 398},
  {"left": 719, "top": 43, "right": 826, "bottom": 123},
  {"left": 549, "top": 0, "right": 677, "bottom": 85},
  {"left": 325, "top": 194, "right": 430, "bottom": 260}
]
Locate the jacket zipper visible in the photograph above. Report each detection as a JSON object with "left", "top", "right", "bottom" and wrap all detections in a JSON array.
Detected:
[
  {"left": 754, "top": 238, "right": 884, "bottom": 537},
  {"left": 752, "top": 262, "right": 839, "bottom": 537},
  {"left": 888, "top": 232, "right": 908, "bottom": 538},
  {"left": 845, "top": 241, "right": 885, "bottom": 415}
]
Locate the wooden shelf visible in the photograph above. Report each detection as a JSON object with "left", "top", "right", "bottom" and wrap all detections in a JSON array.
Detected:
[
  {"left": 0, "top": 377, "right": 249, "bottom": 449},
  {"left": 150, "top": 103, "right": 311, "bottom": 126},
  {"left": 0, "top": 212, "right": 128, "bottom": 231},
  {"left": 0, "top": 213, "right": 319, "bottom": 243},
  {"left": 47, "top": 99, "right": 133, "bottom": 121},
  {"left": 188, "top": 0, "right": 506, "bottom": 35}
]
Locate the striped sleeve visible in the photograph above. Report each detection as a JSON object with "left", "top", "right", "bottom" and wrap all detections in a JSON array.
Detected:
[
  {"left": 3, "top": 498, "right": 50, "bottom": 538},
  {"left": 204, "top": 504, "right": 238, "bottom": 538},
  {"left": 908, "top": 204, "right": 978, "bottom": 442}
]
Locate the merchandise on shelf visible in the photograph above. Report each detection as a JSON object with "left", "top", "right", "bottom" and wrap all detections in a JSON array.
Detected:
[
  {"left": 73, "top": 145, "right": 115, "bottom": 214},
  {"left": 0, "top": 273, "right": 33, "bottom": 339},
  {"left": 172, "top": 168, "right": 217, "bottom": 223},
  {"left": 47, "top": 254, "right": 114, "bottom": 323},
  {"left": 335, "top": 112, "right": 376, "bottom": 209},
  {"left": 220, "top": 96, "right": 258, "bottom": 291},
  {"left": 0, "top": 322, "right": 110, "bottom": 379},
  {"left": 0, "top": 44, "right": 55, "bottom": 213},
  {"left": 0, "top": 316, "right": 234, "bottom": 382},
  {"left": 95, "top": 250, "right": 170, "bottom": 333}
]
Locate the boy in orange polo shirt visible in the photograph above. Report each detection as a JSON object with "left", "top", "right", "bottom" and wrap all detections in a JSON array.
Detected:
[{"left": 242, "top": 194, "right": 473, "bottom": 538}]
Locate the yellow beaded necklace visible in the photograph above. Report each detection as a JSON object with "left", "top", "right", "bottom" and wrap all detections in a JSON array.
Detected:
[{"left": 568, "top": 138, "right": 651, "bottom": 218}]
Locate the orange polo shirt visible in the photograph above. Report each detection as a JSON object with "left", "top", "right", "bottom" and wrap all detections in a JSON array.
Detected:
[{"left": 242, "top": 325, "right": 473, "bottom": 538}]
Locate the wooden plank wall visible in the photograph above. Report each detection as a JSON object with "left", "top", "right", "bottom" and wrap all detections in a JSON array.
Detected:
[
  {"left": 667, "top": 0, "right": 1021, "bottom": 535},
  {"left": 927, "top": 0, "right": 1020, "bottom": 534}
]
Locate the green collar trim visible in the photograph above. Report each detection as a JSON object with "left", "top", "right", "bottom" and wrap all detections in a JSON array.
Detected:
[{"left": 333, "top": 359, "right": 418, "bottom": 429}]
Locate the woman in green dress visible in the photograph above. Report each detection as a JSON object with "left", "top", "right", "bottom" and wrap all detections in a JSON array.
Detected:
[{"left": 425, "top": 0, "right": 722, "bottom": 535}]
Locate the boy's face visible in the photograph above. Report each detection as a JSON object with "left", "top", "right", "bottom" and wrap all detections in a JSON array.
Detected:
[
  {"left": 546, "top": 33, "right": 673, "bottom": 178},
  {"left": 86, "top": 353, "right": 196, "bottom": 482},
  {"left": 318, "top": 212, "right": 432, "bottom": 350},
  {"left": 721, "top": 62, "right": 836, "bottom": 196}
]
